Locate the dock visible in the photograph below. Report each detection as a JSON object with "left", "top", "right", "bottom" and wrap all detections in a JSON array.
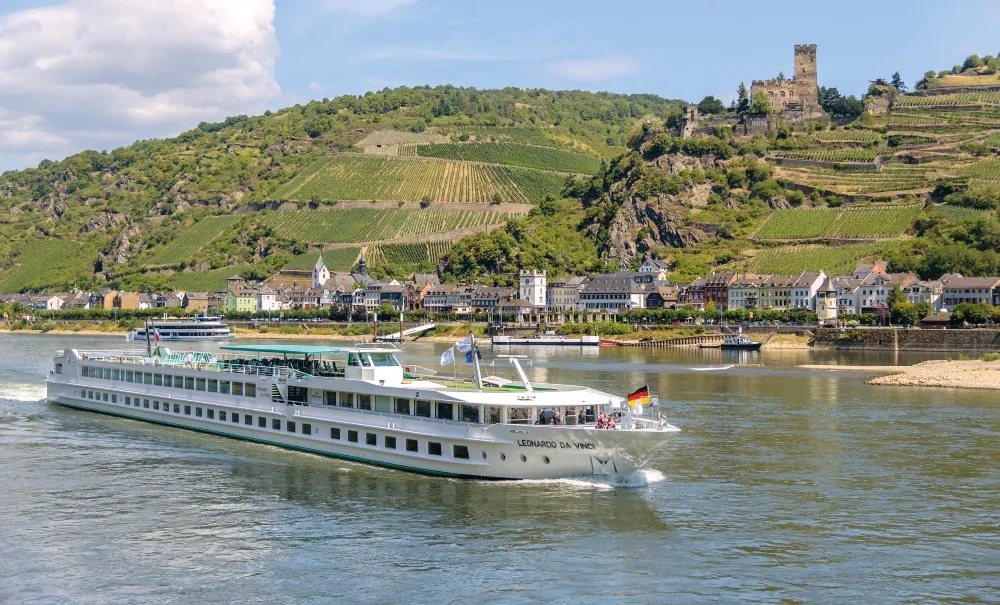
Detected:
[{"left": 491, "top": 335, "right": 600, "bottom": 346}]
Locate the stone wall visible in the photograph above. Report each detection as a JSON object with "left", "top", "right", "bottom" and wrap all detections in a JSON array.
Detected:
[{"left": 813, "top": 327, "right": 1000, "bottom": 351}]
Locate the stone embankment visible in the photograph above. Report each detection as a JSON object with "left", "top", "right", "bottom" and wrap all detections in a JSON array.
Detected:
[{"left": 813, "top": 327, "right": 1000, "bottom": 352}]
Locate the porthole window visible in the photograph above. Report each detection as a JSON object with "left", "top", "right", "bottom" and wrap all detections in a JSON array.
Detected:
[
  {"left": 481, "top": 451, "right": 487, "bottom": 460},
  {"left": 519, "top": 454, "right": 527, "bottom": 463},
  {"left": 542, "top": 456, "right": 550, "bottom": 464},
  {"left": 500, "top": 453, "right": 506, "bottom": 461}
]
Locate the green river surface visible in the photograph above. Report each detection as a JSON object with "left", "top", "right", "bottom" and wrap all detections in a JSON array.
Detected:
[{"left": 0, "top": 334, "right": 997, "bottom": 604}]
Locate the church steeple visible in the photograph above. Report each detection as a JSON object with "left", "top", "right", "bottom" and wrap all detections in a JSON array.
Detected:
[{"left": 358, "top": 256, "right": 367, "bottom": 276}]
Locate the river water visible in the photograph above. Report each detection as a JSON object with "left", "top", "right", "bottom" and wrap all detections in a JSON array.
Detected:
[{"left": 1, "top": 334, "right": 997, "bottom": 604}]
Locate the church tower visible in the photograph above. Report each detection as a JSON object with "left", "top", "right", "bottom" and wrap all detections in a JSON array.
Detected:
[{"left": 313, "top": 255, "right": 330, "bottom": 288}]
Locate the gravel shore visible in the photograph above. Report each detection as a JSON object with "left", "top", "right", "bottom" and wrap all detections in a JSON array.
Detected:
[{"left": 800, "top": 359, "right": 1000, "bottom": 390}]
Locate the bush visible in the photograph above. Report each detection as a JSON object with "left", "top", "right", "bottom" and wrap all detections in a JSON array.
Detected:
[{"left": 37, "top": 321, "right": 58, "bottom": 333}]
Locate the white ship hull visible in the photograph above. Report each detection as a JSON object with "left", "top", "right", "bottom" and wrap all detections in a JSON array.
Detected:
[{"left": 45, "top": 346, "right": 678, "bottom": 480}]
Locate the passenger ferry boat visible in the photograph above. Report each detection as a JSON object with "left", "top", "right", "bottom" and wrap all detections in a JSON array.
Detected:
[
  {"left": 719, "top": 332, "right": 762, "bottom": 350},
  {"left": 45, "top": 342, "right": 679, "bottom": 480},
  {"left": 135, "top": 315, "right": 231, "bottom": 341}
]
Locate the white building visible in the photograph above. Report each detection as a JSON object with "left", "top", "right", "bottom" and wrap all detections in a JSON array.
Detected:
[
  {"left": 546, "top": 276, "right": 588, "bottom": 311},
  {"left": 312, "top": 255, "right": 330, "bottom": 289},
  {"left": 816, "top": 276, "right": 837, "bottom": 324},
  {"left": 939, "top": 275, "right": 1000, "bottom": 311},
  {"left": 728, "top": 274, "right": 767, "bottom": 310},
  {"left": 258, "top": 286, "right": 280, "bottom": 312},
  {"left": 579, "top": 275, "right": 648, "bottom": 313},
  {"left": 519, "top": 269, "right": 547, "bottom": 309},
  {"left": 791, "top": 271, "right": 826, "bottom": 310},
  {"left": 904, "top": 281, "right": 942, "bottom": 312},
  {"left": 637, "top": 258, "right": 670, "bottom": 280}
]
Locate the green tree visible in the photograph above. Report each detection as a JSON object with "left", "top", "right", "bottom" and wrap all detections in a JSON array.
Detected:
[
  {"left": 704, "top": 300, "right": 718, "bottom": 316},
  {"left": 749, "top": 90, "right": 773, "bottom": 115},
  {"left": 963, "top": 54, "right": 985, "bottom": 70},
  {"left": 735, "top": 82, "right": 750, "bottom": 116},
  {"left": 697, "top": 96, "right": 726, "bottom": 115},
  {"left": 886, "top": 284, "right": 905, "bottom": 309},
  {"left": 890, "top": 71, "right": 907, "bottom": 92},
  {"left": 818, "top": 86, "right": 842, "bottom": 113}
]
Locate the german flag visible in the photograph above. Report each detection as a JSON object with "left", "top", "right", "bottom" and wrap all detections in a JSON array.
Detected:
[{"left": 627, "top": 385, "right": 650, "bottom": 407}]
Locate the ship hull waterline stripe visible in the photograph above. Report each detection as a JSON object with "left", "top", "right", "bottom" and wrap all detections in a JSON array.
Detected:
[{"left": 50, "top": 399, "right": 512, "bottom": 481}]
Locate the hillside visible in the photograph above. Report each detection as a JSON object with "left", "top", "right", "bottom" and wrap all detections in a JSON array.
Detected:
[
  {"left": 7, "top": 54, "right": 1000, "bottom": 294},
  {"left": 0, "top": 87, "right": 681, "bottom": 293}
]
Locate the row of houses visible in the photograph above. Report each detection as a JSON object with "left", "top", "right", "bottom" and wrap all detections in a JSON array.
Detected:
[{"left": 2, "top": 289, "right": 213, "bottom": 313}]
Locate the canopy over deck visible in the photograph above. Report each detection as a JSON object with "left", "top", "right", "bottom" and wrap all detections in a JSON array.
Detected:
[{"left": 220, "top": 344, "right": 347, "bottom": 356}]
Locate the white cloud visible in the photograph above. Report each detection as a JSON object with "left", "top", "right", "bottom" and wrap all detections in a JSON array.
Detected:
[
  {"left": 545, "top": 56, "right": 642, "bottom": 82},
  {"left": 320, "top": 0, "right": 416, "bottom": 18},
  {"left": 0, "top": 0, "right": 280, "bottom": 170},
  {"left": 307, "top": 80, "right": 324, "bottom": 93}
]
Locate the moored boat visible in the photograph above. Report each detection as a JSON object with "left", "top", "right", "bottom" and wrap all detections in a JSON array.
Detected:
[
  {"left": 135, "top": 315, "right": 231, "bottom": 341},
  {"left": 45, "top": 340, "right": 679, "bottom": 480}
]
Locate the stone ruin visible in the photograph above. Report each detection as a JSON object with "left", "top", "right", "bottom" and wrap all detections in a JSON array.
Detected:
[{"left": 751, "top": 44, "right": 828, "bottom": 121}]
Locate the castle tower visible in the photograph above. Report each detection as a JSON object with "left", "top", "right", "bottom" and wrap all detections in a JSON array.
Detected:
[
  {"left": 519, "top": 269, "right": 547, "bottom": 309},
  {"left": 816, "top": 276, "right": 837, "bottom": 325},
  {"left": 793, "top": 44, "right": 823, "bottom": 118}
]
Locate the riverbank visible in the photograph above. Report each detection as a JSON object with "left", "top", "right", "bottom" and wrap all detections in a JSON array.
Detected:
[{"left": 800, "top": 359, "right": 1000, "bottom": 390}]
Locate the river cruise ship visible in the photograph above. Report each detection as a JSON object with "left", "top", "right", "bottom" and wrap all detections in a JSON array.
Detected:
[
  {"left": 45, "top": 343, "right": 679, "bottom": 480},
  {"left": 135, "top": 315, "right": 231, "bottom": 341}
]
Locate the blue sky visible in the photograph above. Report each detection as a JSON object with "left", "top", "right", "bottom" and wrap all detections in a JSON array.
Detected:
[
  {"left": 275, "top": 0, "right": 1000, "bottom": 104},
  {"left": 1, "top": 0, "right": 999, "bottom": 170}
]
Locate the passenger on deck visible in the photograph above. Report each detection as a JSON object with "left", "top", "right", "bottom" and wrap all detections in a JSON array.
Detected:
[
  {"left": 553, "top": 410, "right": 562, "bottom": 425},
  {"left": 607, "top": 414, "right": 616, "bottom": 430},
  {"left": 596, "top": 412, "right": 607, "bottom": 429}
]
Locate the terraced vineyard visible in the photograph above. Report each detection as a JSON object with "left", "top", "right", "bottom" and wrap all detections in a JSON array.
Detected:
[
  {"left": 812, "top": 130, "right": 882, "bottom": 144},
  {"left": 274, "top": 156, "right": 563, "bottom": 204},
  {"left": 963, "top": 159, "right": 1000, "bottom": 180},
  {"left": 777, "top": 165, "right": 934, "bottom": 194},
  {"left": 261, "top": 208, "right": 514, "bottom": 244},
  {"left": 416, "top": 143, "right": 601, "bottom": 174},
  {"left": 143, "top": 216, "right": 242, "bottom": 266},
  {"left": 282, "top": 248, "right": 362, "bottom": 272},
  {"left": 356, "top": 130, "right": 448, "bottom": 147},
  {"left": 744, "top": 242, "right": 903, "bottom": 276},
  {"left": 894, "top": 92, "right": 1000, "bottom": 108},
  {"left": 927, "top": 204, "right": 992, "bottom": 221},
  {"left": 165, "top": 265, "right": 262, "bottom": 292},
  {"left": 366, "top": 241, "right": 453, "bottom": 268},
  {"left": 756, "top": 205, "right": 921, "bottom": 240},
  {"left": 754, "top": 209, "right": 837, "bottom": 239},
  {"left": 0, "top": 239, "right": 95, "bottom": 293},
  {"left": 770, "top": 148, "right": 881, "bottom": 162},
  {"left": 887, "top": 115, "right": 951, "bottom": 128}
]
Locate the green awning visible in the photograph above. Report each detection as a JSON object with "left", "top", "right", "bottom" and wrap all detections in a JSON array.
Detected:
[{"left": 219, "top": 344, "right": 346, "bottom": 356}]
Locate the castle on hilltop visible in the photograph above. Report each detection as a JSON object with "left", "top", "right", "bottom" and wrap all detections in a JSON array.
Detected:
[{"left": 751, "top": 44, "right": 828, "bottom": 121}]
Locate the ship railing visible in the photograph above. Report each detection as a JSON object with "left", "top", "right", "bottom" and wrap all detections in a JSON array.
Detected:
[
  {"left": 403, "top": 364, "right": 439, "bottom": 379},
  {"left": 76, "top": 351, "right": 311, "bottom": 379}
]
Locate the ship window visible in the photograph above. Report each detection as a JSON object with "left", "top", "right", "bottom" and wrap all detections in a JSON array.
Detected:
[
  {"left": 207, "top": 409, "right": 214, "bottom": 420},
  {"left": 394, "top": 398, "right": 411, "bottom": 415},
  {"left": 272, "top": 418, "right": 280, "bottom": 430},
  {"left": 370, "top": 353, "right": 398, "bottom": 367},
  {"left": 125, "top": 396, "right": 131, "bottom": 405},
  {"left": 357, "top": 394, "right": 372, "bottom": 411},
  {"left": 126, "top": 371, "right": 134, "bottom": 382},
  {"left": 406, "top": 439, "right": 418, "bottom": 452},
  {"left": 286, "top": 421, "right": 296, "bottom": 433},
  {"left": 331, "top": 427, "right": 341, "bottom": 440},
  {"left": 208, "top": 379, "right": 218, "bottom": 393},
  {"left": 366, "top": 433, "right": 377, "bottom": 446},
  {"left": 111, "top": 369, "right": 118, "bottom": 380},
  {"left": 348, "top": 430, "right": 358, "bottom": 443},
  {"left": 324, "top": 390, "right": 337, "bottom": 405},
  {"left": 219, "top": 411, "right": 226, "bottom": 422},
  {"left": 374, "top": 395, "right": 392, "bottom": 413},
  {"left": 184, "top": 405, "right": 191, "bottom": 415},
  {"left": 141, "top": 398, "right": 147, "bottom": 408},
  {"left": 453, "top": 445, "right": 470, "bottom": 459},
  {"left": 339, "top": 392, "right": 353, "bottom": 407},
  {"left": 231, "top": 413, "right": 239, "bottom": 423},
  {"left": 487, "top": 406, "right": 502, "bottom": 424},
  {"left": 232, "top": 382, "right": 243, "bottom": 396},
  {"left": 164, "top": 375, "right": 173, "bottom": 388},
  {"left": 435, "top": 402, "right": 454, "bottom": 421},
  {"left": 301, "top": 423, "right": 311, "bottom": 435},
  {"left": 220, "top": 381, "right": 230, "bottom": 395},
  {"left": 144, "top": 373, "right": 152, "bottom": 385},
  {"left": 111, "top": 394, "right": 117, "bottom": 403},
  {"left": 195, "top": 407, "right": 202, "bottom": 417},
  {"left": 508, "top": 407, "right": 531, "bottom": 424},
  {"left": 428, "top": 442, "right": 442, "bottom": 456},
  {"left": 174, "top": 403, "right": 180, "bottom": 413},
  {"left": 153, "top": 374, "right": 163, "bottom": 386},
  {"left": 415, "top": 400, "right": 431, "bottom": 417},
  {"left": 245, "top": 383, "right": 256, "bottom": 398},
  {"left": 460, "top": 405, "right": 480, "bottom": 423},
  {"left": 185, "top": 377, "right": 194, "bottom": 390},
  {"left": 196, "top": 378, "right": 206, "bottom": 392},
  {"left": 347, "top": 353, "right": 360, "bottom": 367},
  {"left": 258, "top": 416, "right": 266, "bottom": 428},
  {"left": 385, "top": 436, "right": 396, "bottom": 449},
  {"left": 153, "top": 401, "right": 159, "bottom": 410},
  {"left": 85, "top": 391, "right": 91, "bottom": 400}
]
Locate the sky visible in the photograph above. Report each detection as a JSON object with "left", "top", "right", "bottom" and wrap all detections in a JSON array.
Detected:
[{"left": 1, "top": 0, "right": 998, "bottom": 171}]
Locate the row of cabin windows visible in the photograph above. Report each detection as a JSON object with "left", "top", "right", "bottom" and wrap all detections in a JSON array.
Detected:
[
  {"left": 328, "top": 426, "right": 467, "bottom": 458},
  {"left": 319, "top": 392, "right": 539, "bottom": 424},
  {"left": 84, "top": 388, "right": 472, "bottom": 458},
  {"left": 82, "top": 366, "right": 256, "bottom": 398}
]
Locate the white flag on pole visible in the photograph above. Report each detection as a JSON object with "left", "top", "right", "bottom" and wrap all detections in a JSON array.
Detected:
[
  {"left": 455, "top": 334, "right": 473, "bottom": 353},
  {"left": 440, "top": 346, "right": 455, "bottom": 366},
  {"left": 125, "top": 330, "right": 133, "bottom": 342}
]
